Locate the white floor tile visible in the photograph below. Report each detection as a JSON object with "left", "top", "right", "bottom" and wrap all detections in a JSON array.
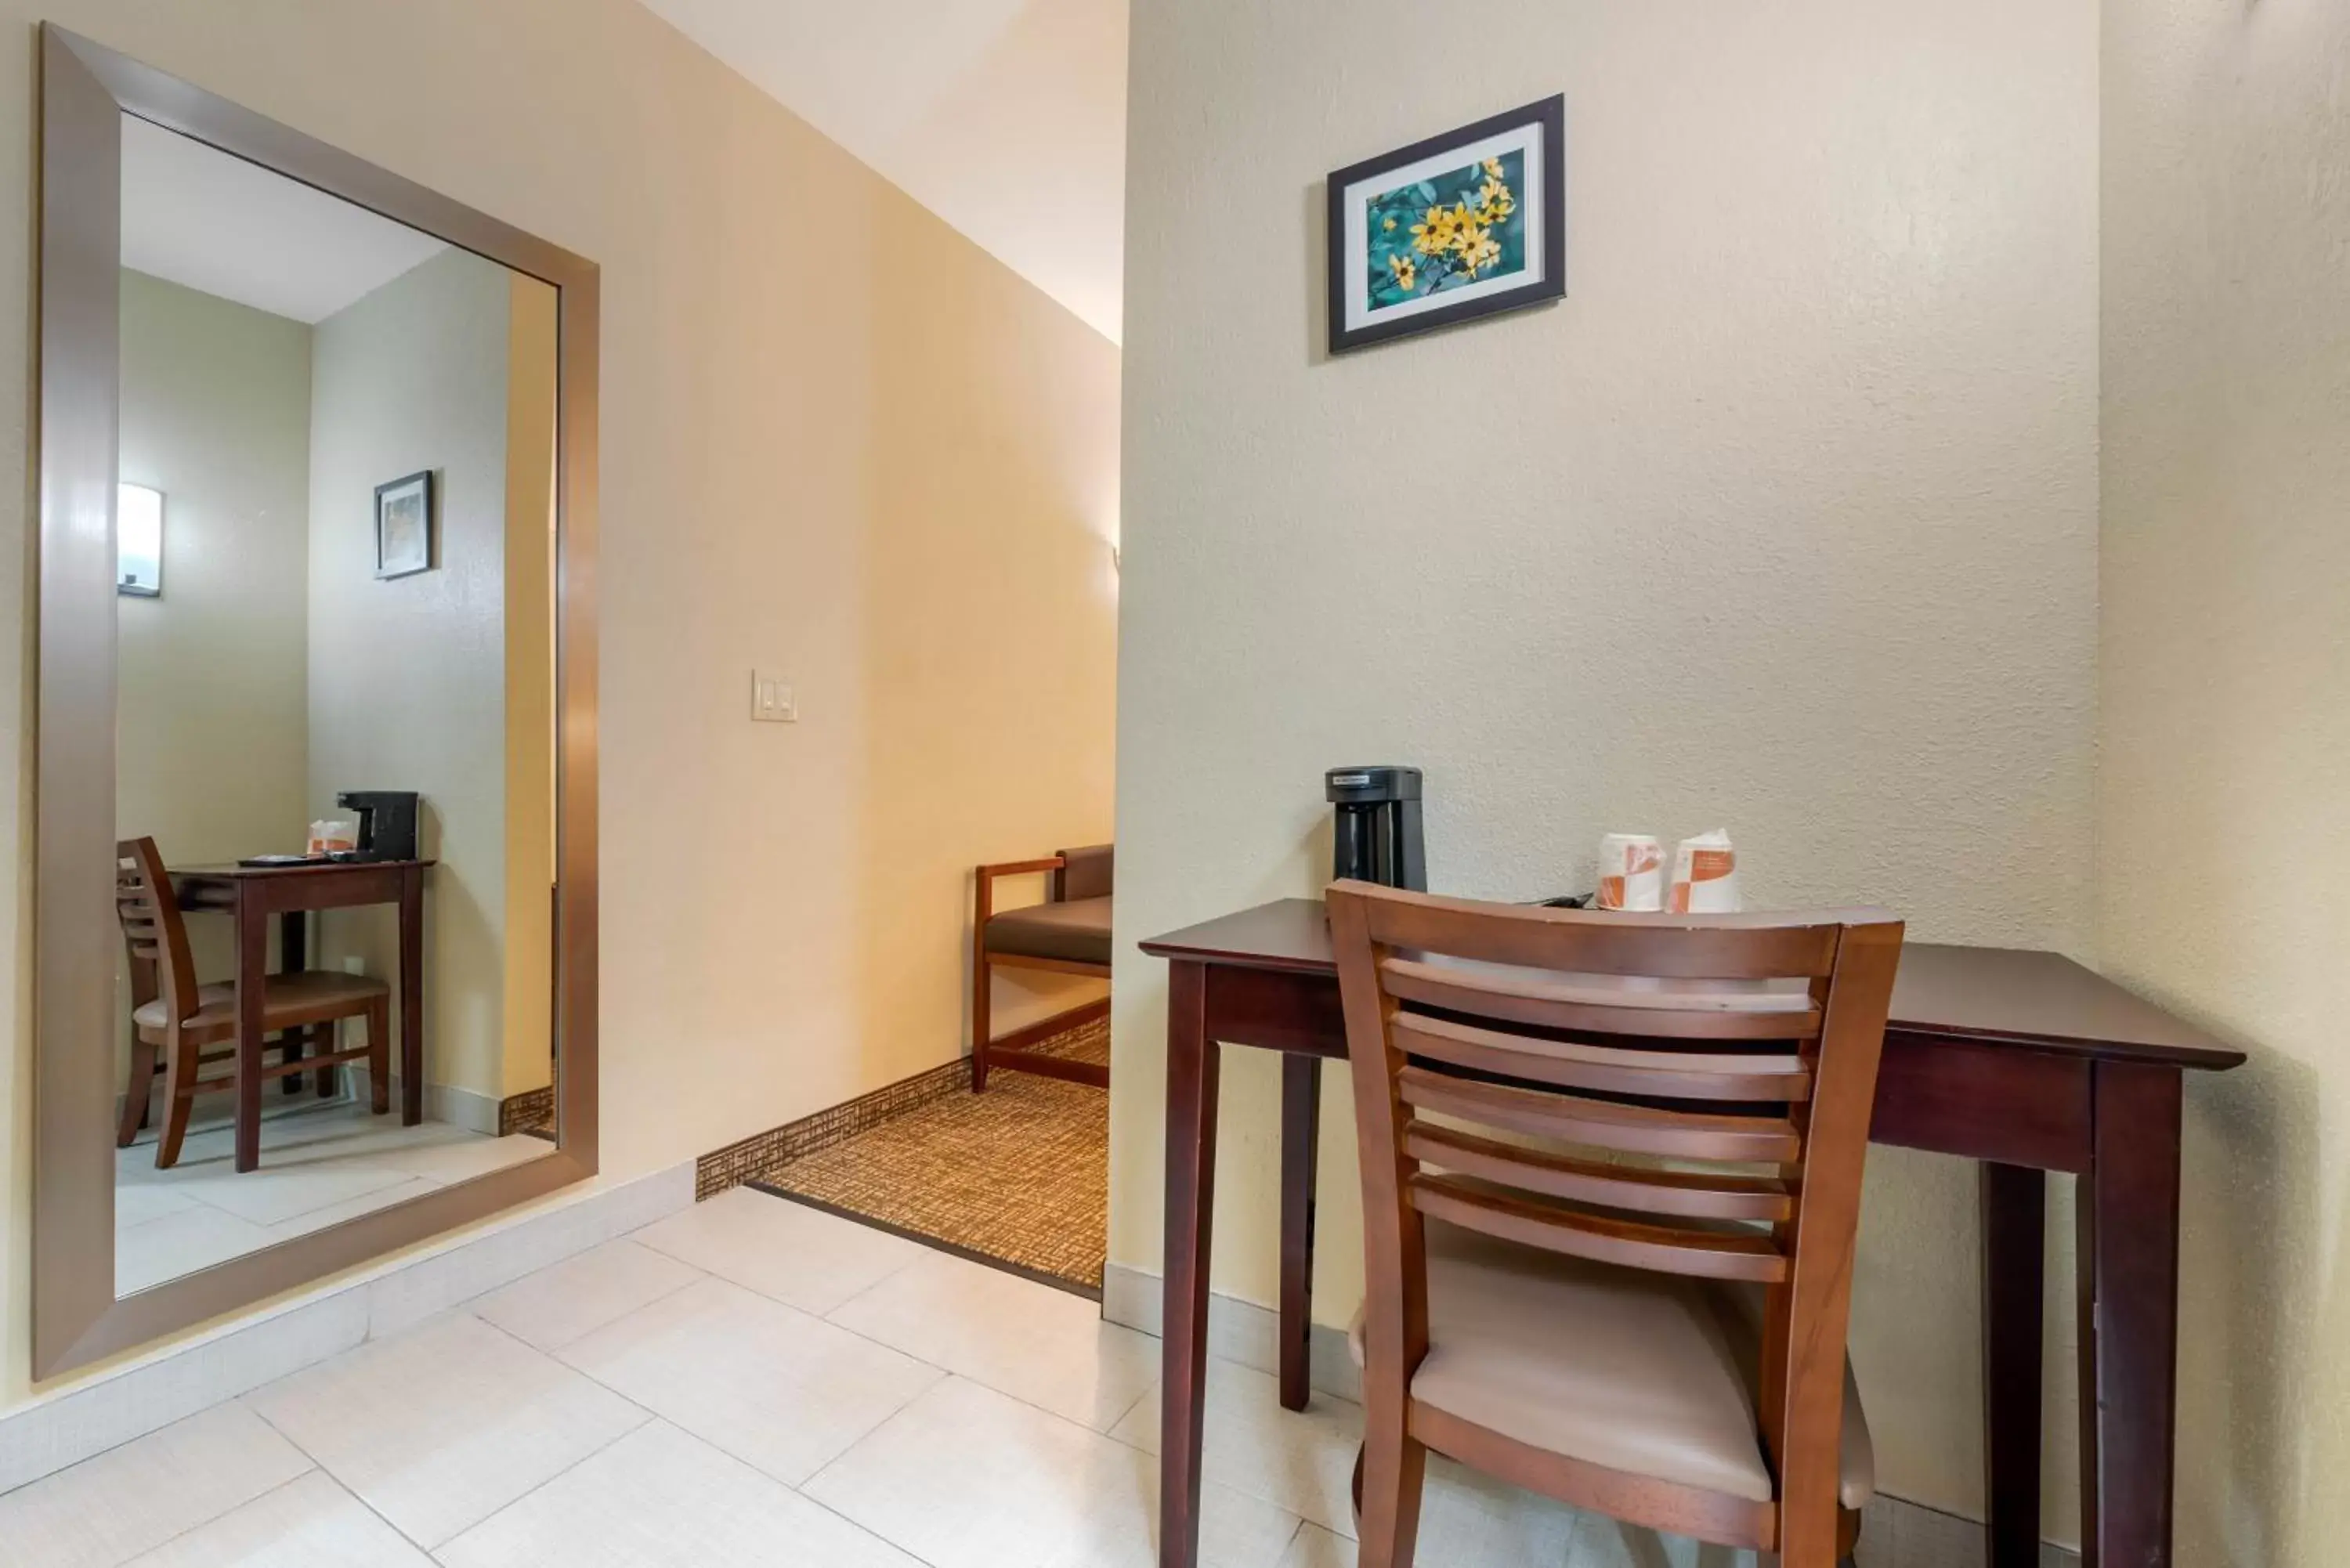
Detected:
[
  {"left": 558, "top": 1276, "right": 941, "bottom": 1486},
  {"left": 121, "top": 1471, "right": 433, "bottom": 1566},
  {"left": 118, "top": 1206, "right": 276, "bottom": 1295},
  {"left": 0, "top": 1403, "right": 312, "bottom": 1568},
  {"left": 1282, "top": 1523, "right": 1350, "bottom": 1567},
  {"left": 1567, "top": 1512, "right": 1752, "bottom": 1568},
  {"left": 245, "top": 1311, "right": 645, "bottom": 1548},
  {"left": 1112, "top": 1356, "right": 1364, "bottom": 1537},
  {"left": 261, "top": 1179, "right": 437, "bottom": 1241},
  {"left": 630, "top": 1188, "right": 926, "bottom": 1315},
  {"left": 115, "top": 1183, "right": 201, "bottom": 1228},
  {"left": 439, "top": 1419, "right": 922, "bottom": 1568},
  {"left": 371, "top": 1132, "right": 551, "bottom": 1186},
  {"left": 828, "top": 1248, "right": 1159, "bottom": 1430},
  {"left": 806, "top": 1375, "right": 1301, "bottom": 1568},
  {"left": 155, "top": 1159, "right": 418, "bottom": 1227},
  {"left": 472, "top": 1239, "right": 704, "bottom": 1352}
]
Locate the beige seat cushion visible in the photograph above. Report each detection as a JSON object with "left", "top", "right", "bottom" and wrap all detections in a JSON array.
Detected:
[
  {"left": 1349, "top": 1219, "right": 1872, "bottom": 1510},
  {"left": 985, "top": 895, "right": 1112, "bottom": 967},
  {"left": 133, "top": 971, "right": 389, "bottom": 1033}
]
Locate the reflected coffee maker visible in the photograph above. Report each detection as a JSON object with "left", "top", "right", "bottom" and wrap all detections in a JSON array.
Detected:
[
  {"left": 1325, "top": 765, "right": 1425, "bottom": 891},
  {"left": 334, "top": 790, "right": 420, "bottom": 862}
]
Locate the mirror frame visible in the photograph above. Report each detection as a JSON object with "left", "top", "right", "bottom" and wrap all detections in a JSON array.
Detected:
[{"left": 32, "top": 24, "right": 600, "bottom": 1378}]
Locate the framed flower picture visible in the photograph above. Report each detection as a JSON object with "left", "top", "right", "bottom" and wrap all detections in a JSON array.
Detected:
[{"left": 1326, "top": 95, "right": 1566, "bottom": 354}]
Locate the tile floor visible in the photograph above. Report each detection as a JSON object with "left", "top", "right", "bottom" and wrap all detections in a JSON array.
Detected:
[
  {"left": 116, "top": 1100, "right": 553, "bottom": 1294},
  {"left": 20, "top": 1184, "right": 1879, "bottom": 1566}
]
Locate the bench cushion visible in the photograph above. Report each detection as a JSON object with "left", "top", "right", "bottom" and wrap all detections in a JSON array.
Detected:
[{"left": 985, "top": 895, "right": 1112, "bottom": 967}]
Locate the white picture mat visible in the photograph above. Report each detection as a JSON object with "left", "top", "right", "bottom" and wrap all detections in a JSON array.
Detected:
[{"left": 1342, "top": 121, "right": 1549, "bottom": 333}]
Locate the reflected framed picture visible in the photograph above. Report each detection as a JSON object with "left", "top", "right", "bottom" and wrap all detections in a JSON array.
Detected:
[
  {"left": 117, "top": 481, "right": 164, "bottom": 597},
  {"left": 374, "top": 469, "right": 435, "bottom": 579},
  {"left": 1326, "top": 95, "right": 1567, "bottom": 355}
]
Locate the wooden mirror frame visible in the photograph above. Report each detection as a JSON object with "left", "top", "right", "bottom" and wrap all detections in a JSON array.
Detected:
[{"left": 32, "top": 25, "right": 600, "bottom": 1378}]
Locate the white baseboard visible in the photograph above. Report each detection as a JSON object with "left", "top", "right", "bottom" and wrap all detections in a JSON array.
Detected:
[
  {"left": 345, "top": 1068, "right": 504, "bottom": 1136},
  {"left": 0, "top": 1160, "right": 693, "bottom": 1497},
  {"left": 1101, "top": 1263, "right": 2081, "bottom": 1568}
]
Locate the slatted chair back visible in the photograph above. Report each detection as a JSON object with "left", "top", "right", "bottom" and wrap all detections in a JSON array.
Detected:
[
  {"left": 1328, "top": 880, "right": 1903, "bottom": 1550},
  {"left": 115, "top": 837, "right": 201, "bottom": 1028}
]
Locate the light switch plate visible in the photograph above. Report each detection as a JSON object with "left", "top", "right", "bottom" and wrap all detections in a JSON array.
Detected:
[{"left": 750, "top": 671, "right": 797, "bottom": 723}]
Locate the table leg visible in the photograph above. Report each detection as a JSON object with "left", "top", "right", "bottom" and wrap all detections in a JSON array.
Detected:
[
  {"left": 2077, "top": 1061, "right": 2185, "bottom": 1568},
  {"left": 279, "top": 911, "right": 307, "bottom": 1094},
  {"left": 1981, "top": 1162, "right": 2046, "bottom": 1567},
  {"left": 400, "top": 866, "right": 424, "bottom": 1125},
  {"left": 234, "top": 891, "right": 269, "bottom": 1172},
  {"left": 1279, "top": 1053, "right": 1321, "bottom": 1412},
  {"left": 1160, "top": 960, "right": 1220, "bottom": 1568}
]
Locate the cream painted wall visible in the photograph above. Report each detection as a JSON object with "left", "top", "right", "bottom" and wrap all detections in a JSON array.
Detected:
[
  {"left": 2099, "top": 0, "right": 2350, "bottom": 1563},
  {"left": 0, "top": 0, "right": 1118, "bottom": 1407},
  {"left": 306, "top": 247, "right": 523, "bottom": 1107},
  {"left": 116, "top": 269, "right": 313, "bottom": 872},
  {"left": 114, "top": 269, "right": 316, "bottom": 1079},
  {"left": 1114, "top": 0, "right": 2098, "bottom": 1537}
]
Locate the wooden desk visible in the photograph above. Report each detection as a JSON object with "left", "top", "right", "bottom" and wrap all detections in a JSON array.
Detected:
[
  {"left": 1141, "top": 898, "right": 2243, "bottom": 1568},
  {"left": 172, "top": 859, "right": 432, "bottom": 1172}
]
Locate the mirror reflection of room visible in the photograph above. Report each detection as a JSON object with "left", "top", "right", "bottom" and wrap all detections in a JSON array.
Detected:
[{"left": 111, "top": 114, "right": 559, "bottom": 1296}]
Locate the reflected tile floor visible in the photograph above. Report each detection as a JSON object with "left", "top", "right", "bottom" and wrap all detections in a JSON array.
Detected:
[
  {"left": 115, "top": 1100, "right": 551, "bottom": 1294},
  {"left": 20, "top": 1185, "right": 1860, "bottom": 1566}
]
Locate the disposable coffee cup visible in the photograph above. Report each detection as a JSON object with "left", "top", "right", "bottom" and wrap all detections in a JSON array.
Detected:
[{"left": 1596, "top": 833, "right": 1665, "bottom": 911}]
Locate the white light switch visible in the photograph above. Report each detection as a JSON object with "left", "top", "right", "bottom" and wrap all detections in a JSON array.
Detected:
[{"left": 751, "top": 671, "right": 797, "bottom": 723}]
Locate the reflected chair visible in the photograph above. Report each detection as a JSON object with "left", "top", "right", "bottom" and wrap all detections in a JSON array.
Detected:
[
  {"left": 114, "top": 837, "right": 393, "bottom": 1169},
  {"left": 971, "top": 844, "right": 1112, "bottom": 1091},
  {"left": 1327, "top": 881, "right": 1903, "bottom": 1568}
]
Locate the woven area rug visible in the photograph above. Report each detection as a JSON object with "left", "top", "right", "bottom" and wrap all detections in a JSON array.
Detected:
[{"left": 751, "top": 1016, "right": 1109, "bottom": 1296}]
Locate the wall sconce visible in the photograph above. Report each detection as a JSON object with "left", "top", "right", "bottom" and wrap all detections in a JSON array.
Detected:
[{"left": 118, "top": 482, "right": 164, "bottom": 598}]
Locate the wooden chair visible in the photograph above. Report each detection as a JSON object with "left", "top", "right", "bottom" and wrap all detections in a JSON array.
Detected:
[
  {"left": 1327, "top": 880, "right": 1904, "bottom": 1568},
  {"left": 114, "top": 837, "right": 392, "bottom": 1169},
  {"left": 971, "top": 844, "right": 1112, "bottom": 1091}
]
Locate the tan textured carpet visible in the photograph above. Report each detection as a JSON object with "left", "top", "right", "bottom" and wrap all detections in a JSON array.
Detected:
[{"left": 753, "top": 1017, "right": 1109, "bottom": 1294}]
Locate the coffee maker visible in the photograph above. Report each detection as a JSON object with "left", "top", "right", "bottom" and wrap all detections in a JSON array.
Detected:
[
  {"left": 1325, "top": 766, "right": 1425, "bottom": 890},
  {"left": 334, "top": 790, "right": 420, "bottom": 862}
]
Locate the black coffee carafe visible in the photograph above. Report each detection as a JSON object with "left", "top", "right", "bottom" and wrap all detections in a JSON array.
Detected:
[{"left": 1325, "top": 766, "right": 1425, "bottom": 891}]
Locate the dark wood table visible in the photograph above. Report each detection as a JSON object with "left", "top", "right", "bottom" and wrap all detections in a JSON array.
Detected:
[
  {"left": 1141, "top": 898, "right": 2243, "bottom": 1568},
  {"left": 172, "top": 859, "right": 432, "bottom": 1172}
]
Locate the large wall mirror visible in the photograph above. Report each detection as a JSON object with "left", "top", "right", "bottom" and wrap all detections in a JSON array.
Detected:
[{"left": 34, "top": 27, "right": 598, "bottom": 1378}]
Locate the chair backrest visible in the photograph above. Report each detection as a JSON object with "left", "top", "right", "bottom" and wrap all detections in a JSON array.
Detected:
[
  {"left": 115, "top": 837, "right": 200, "bottom": 1028},
  {"left": 1054, "top": 844, "right": 1114, "bottom": 902},
  {"left": 1328, "top": 880, "right": 1902, "bottom": 1523}
]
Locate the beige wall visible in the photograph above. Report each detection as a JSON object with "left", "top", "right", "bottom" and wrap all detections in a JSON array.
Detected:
[
  {"left": 0, "top": 0, "right": 1118, "bottom": 1407},
  {"left": 1114, "top": 0, "right": 2099, "bottom": 1538},
  {"left": 2099, "top": 0, "right": 2350, "bottom": 1563},
  {"left": 116, "top": 269, "right": 313, "bottom": 870},
  {"left": 306, "top": 247, "right": 523, "bottom": 1110}
]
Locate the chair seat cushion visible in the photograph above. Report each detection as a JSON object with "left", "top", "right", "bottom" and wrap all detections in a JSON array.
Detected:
[
  {"left": 134, "top": 970, "right": 390, "bottom": 1033},
  {"left": 985, "top": 896, "right": 1112, "bottom": 967},
  {"left": 1349, "top": 1218, "right": 1872, "bottom": 1509}
]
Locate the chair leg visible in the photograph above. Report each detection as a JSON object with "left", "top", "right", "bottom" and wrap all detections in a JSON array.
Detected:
[
  {"left": 366, "top": 999, "right": 391, "bottom": 1114},
  {"left": 317, "top": 1019, "right": 339, "bottom": 1098},
  {"left": 155, "top": 1029, "right": 197, "bottom": 1169},
  {"left": 971, "top": 954, "right": 992, "bottom": 1093},
  {"left": 281, "top": 1024, "right": 306, "bottom": 1096},
  {"left": 1354, "top": 1422, "right": 1426, "bottom": 1568},
  {"left": 118, "top": 1035, "right": 158, "bottom": 1147}
]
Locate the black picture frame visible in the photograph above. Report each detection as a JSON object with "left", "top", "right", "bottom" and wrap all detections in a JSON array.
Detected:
[
  {"left": 374, "top": 469, "right": 436, "bottom": 580},
  {"left": 1325, "top": 94, "right": 1567, "bottom": 355}
]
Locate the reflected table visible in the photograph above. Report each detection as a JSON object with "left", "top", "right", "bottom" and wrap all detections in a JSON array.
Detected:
[
  {"left": 172, "top": 858, "right": 433, "bottom": 1172},
  {"left": 1140, "top": 898, "right": 2245, "bottom": 1568}
]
